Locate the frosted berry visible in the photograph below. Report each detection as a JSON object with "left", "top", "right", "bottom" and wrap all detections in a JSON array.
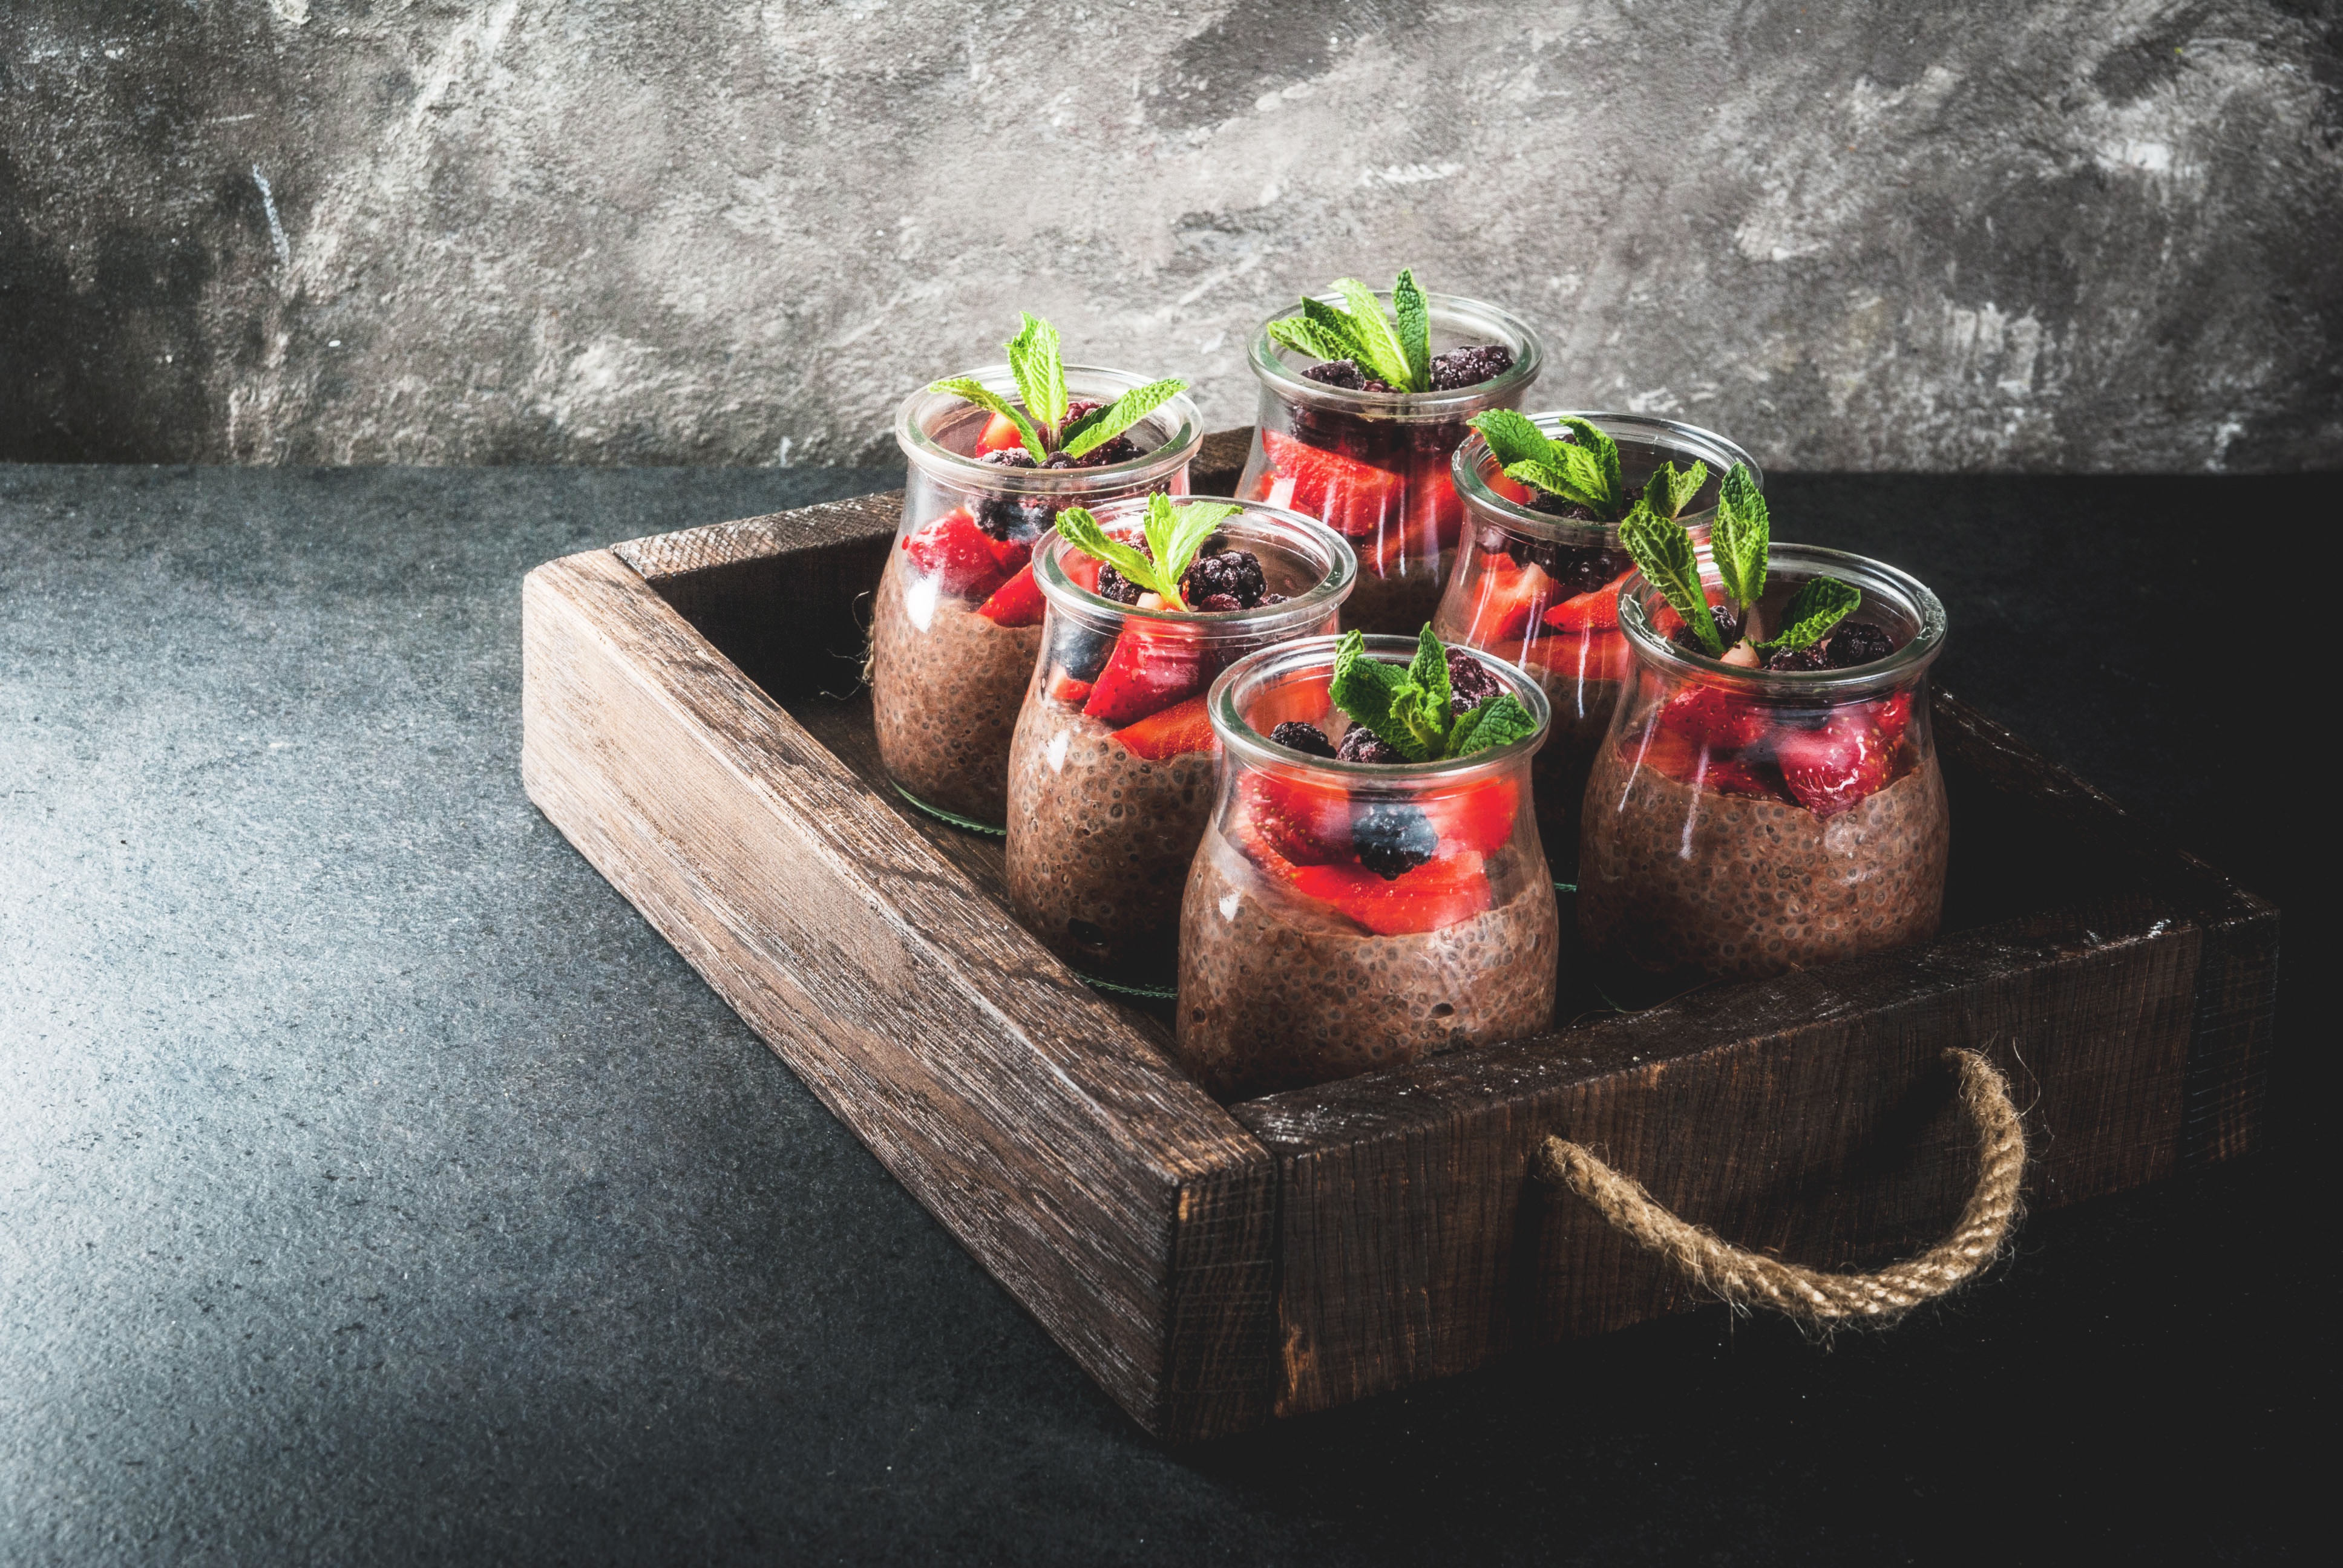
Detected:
[
  {"left": 1429, "top": 344, "right": 1514, "bottom": 390},
  {"left": 1337, "top": 725, "right": 1406, "bottom": 765},
  {"left": 1270, "top": 722, "right": 1338, "bottom": 759},
  {"left": 1444, "top": 647, "right": 1502, "bottom": 712}
]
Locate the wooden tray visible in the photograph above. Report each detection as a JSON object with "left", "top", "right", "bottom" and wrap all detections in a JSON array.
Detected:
[{"left": 520, "top": 430, "right": 2276, "bottom": 1441}]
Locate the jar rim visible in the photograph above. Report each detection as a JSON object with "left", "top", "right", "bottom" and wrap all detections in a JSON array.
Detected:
[
  {"left": 1209, "top": 633, "right": 1555, "bottom": 781},
  {"left": 1246, "top": 291, "right": 1545, "bottom": 422},
  {"left": 1451, "top": 411, "right": 1763, "bottom": 546},
  {"left": 1617, "top": 543, "right": 1948, "bottom": 696},
  {"left": 1031, "top": 495, "right": 1358, "bottom": 632},
  {"left": 893, "top": 364, "right": 1203, "bottom": 495}
]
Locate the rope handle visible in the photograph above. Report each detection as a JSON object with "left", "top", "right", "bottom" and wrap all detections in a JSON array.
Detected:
[{"left": 1533, "top": 1048, "right": 2027, "bottom": 1327}]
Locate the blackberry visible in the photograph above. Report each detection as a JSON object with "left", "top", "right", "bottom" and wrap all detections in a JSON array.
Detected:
[
  {"left": 1093, "top": 564, "right": 1145, "bottom": 605},
  {"left": 1670, "top": 602, "right": 1745, "bottom": 655},
  {"left": 969, "top": 449, "right": 1056, "bottom": 541},
  {"left": 1429, "top": 343, "right": 1514, "bottom": 390},
  {"left": 1044, "top": 436, "right": 1142, "bottom": 469},
  {"left": 1762, "top": 642, "right": 1830, "bottom": 673},
  {"left": 1352, "top": 804, "right": 1438, "bottom": 880},
  {"left": 1270, "top": 722, "right": 1338, "bottom": 759},
  {"left": 1336, "top": 725, "right": 1405, "bottom": 765},
  {"left": 1479, "top": 526, "right": 1627, "bottom": 598},
  {"left": 1302, "top": 359, "right": 1394, "bottom": 394},
  {"left": 1823, "top": 620, "right": 1895, "bottom": 669},
  {"left": 1053, "top": 620, "right": 1116, "bottom": 682},
  {"left": 1181, "top": 549, "right": 1267, "bottom": 609},
  {"left": 980, "top": 448, "right": 1036, "bottom": 468},
  {"left": 1196, "top": 593, "right": 1244, "bottom": 612},
  {"left": 1526, "top": 492, "right": 1607, "bottom": 523},
  {"left": 1444, "top": 647, "right": 1502, "bottom": 712}
]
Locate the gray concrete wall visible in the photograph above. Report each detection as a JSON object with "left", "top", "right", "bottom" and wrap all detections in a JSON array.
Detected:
[{"left": 4, "top": 0, "right": 2338, "bottom": 471}]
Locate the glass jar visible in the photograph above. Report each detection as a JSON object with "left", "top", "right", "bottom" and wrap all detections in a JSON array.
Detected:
[
  {"left": 1175, "top": 634, "right": 1559, "bottom": 1100},
  {"left": 1234, "top": 292, "right": 1542, "bottom": 639},
  {"left": 1004, "top": 497, "right": 1357, "bottom": 994},
  {"left": 871, "top": 366, "right": 1203, "bottom": 831},
  {"left": 1577, "top": 545, "right": 1949, "bottom": 987},
  {"left": 1434, "top": 413, "right": 1761, "bottom": 886}
]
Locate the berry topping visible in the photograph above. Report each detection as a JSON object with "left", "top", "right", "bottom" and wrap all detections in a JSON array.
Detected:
[
  {"left": 1671, "top": 601, "right": 1745, "bottom": 654},
  {"left": 1093, "top": 564, "right": 1145, "bottom": 604},
  {"left": 1351, "top": 803, "right": 1438, "bottom": 881},
  {"left": 980, "top": 448, "right": 1037, "bottom": 468},
  {"left": 1270, "top": 721, "right": 1339, "bottom": 758},
  {"left": 1444, "top": 645, "right": 1502, "bottom": 711},
  {"left": 1429, "top": 344, "right": 1514, "bottom": 390},
  {"left": 1472, "top": 411, "right": 1708, "bottom": 528},
  {"left": 1052, "top": 619, "right": 1115, "bottom": 682},
  {"left": 1760, "top": 619, "right": 1898, "bottom": 671},
  {"left": 1056, "top": 494, "right": 1251, "bottom": 614},
  {"left": 1181, "top": 548, "right": 1268, "bottom": 609},
  {"left": 1267, "top": 270, "right": 1442, "bottom": 394},
  {"left": 1044, "top": 439, "right": 1142, "bottom": 469},
  {"left": 1302, "top": 359, "right": 1395, "bottom": 393},
  {"left": 1337, "top": 725, "right": 1406, "bottom": 764},
  {"left": 970, "top": 482, "right": 1054, "bottom": 544}
]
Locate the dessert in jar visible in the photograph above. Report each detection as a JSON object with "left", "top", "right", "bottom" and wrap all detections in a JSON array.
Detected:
[
  {"left": 1235, "top": 270, "right": 1542, "bottom": 638},
  {"left": 1434, "top": 411, "right": 1761, "bottom": 886},
  {"left": 872, "top": 314, "right": 1200, "bottom": 831},
  {"left": 1176, "top": 627, "right": 1559, "bottom": 1100},
  {"left": 1004, "top": 493, "right": 1357, "bottom": 993},
  {"left": 1577, "top": 489, "right": 1949, "bottom": 985}
]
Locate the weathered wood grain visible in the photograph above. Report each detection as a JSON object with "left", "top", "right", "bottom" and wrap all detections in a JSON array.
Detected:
[
  {"left": 521, "top": 431, "right": 2276, "bottom": 1440},
  {"left": 522, "top": 548, "right": 1276, "bottom": 1439}
]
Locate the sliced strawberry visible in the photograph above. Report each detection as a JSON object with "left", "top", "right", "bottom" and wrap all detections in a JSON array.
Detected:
[
  {"left": 1241, "top": 773, "right": 1352, "bottom": 867},
  {"left": 1245, "top": 671, "right": 1335, "bottom": 734},
  {"left": 1049, "top": 673, "right": 1094, "bottom": 707},
  {"left": 1407, "top": 449, "right": 1467, "bottom": 547},
  {"left": 1461, "top": 555, "right": 1558, "bottom": 645},
  {"left": 1363, "top": 501, "right": 1444, "bottom": 577},
  {"left": 1290, "top": 852, "right": 1493, "bottom": 937},
  {"left": 1542, "top": 578, "right": 1624, "bottom": 634},
  {"left": 1082, "top": 622, "right": 1208, "bottom": 727},
  {"left": 1518, "top": 628, "right": 1630, "bottom": 685},
  {"left": 902, "top": 508, "right": 1011, "bottom": 600},
  {"left": 1418, "top": 779, "right": 1519, "bottom": 858},
  {"left": 1063, "top": 551, "right": 1104, "bottom": 593},
  {"left": 1627, "top": 724, "right": 1778, "bottom": 799},
  {"left": 975, "top": 411, "right": 1026, "bottom": 456},
  {"left": 1112, "top": 691, "right": 1217, "bottom": 762},
  {"left": 1775, "top": 716, "right": 1895, "bottom": 818},
  {"left": 975, "top": 562, "right": 1046, "bottom": 627},
  {"left": 1257, "top": 430, "right": 1406, "bottom": 540},
  {"left": 1659, "top": 683, "right": 1769, "bottom": 750},
  {"left": 1869, "top": 690, "right": 1915, "bottom": 751}
]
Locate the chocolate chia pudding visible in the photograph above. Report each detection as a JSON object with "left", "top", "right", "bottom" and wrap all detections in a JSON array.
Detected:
[
  {"left": 870, "top": 552, "right": 1041, "bottom": 825},
  {"left": 1175, "top": 829, "right": 1558, "bottom": 1100},
  {"left": 1524, "top": 671, "right": 1619, "bottom": 885},
  {"left": 1577, "top": 744, "right": 1948, "bottom": 983},
  {"left": 1004, "top": 685, "right": 1221, "bottom": 988},
  {"left": 1339, "top": 559, "right": 1449, "bottom": 641}
]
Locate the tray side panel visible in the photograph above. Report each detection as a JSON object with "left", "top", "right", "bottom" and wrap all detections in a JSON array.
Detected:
[
  {"left": 522, "top": 549, "right": 1277, "bottom": 1438},
  {"left": 1245, "top": 905, "right": 2207, "bottom": 1419}
]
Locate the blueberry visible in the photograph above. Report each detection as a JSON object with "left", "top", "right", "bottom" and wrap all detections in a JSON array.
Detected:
[
  {"left": 1352, "top": 804, "right": 1438, "bottom": 880},
  {"left": 1054, "top": 621, "right": 1115, "bottom": 682}
]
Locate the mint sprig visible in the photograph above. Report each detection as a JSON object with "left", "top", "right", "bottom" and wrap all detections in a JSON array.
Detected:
[
  {"left": 1469, "top": 411, "right": 1710, "bottom": 524},
  {"left": 930, "top": 313, "right": 1188, "bottom": 463},
  {"left": 1328, "top": 626, "right": 1539, "bottom": 764},
  {"left": 1054, "top": 494, "right": 1242, "bottom": 613},
  {"left": 1264, "top": 269, "right": 1437, "bottom": 393},
  {"left": 1752, "top": 577, "right": 1861, "bottom": 657},
  {"left": 1709, "top": 464, "right": 1769, "bottom": 609}
]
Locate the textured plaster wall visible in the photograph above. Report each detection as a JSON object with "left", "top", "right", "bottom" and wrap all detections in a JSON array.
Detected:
[{"left": 3, "top": 0, "right": 2338, "bottom": 471}]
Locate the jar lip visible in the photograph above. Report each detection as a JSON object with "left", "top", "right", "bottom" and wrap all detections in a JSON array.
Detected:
[
  {"left": 1031, "top": 495, "right": 1358, "bottom": 630},
  {"left": 1617, "top": 543, "right": 1948, "bottom": 695},
  {"left": 1246, "top": 291, "right": 1545, "bottom": 421},
  {"left": 1210, "top": 633, "right": 1555, "bottom": 780},
  {"left": 893, "top": 364, "right": 1204, "bottom": 495},
  {"left": 1451, "top": 411, "right": 1764, "bottom": 545}
]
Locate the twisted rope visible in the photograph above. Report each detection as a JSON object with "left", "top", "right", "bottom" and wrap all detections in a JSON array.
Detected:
[{"left": 1533, "top": 1048, "right": 2026, "bottom": 1327}]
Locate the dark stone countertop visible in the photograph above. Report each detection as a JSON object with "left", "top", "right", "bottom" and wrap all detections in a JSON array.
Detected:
[{"left": 0, "top": 463, "right": 2310, "bottom": 1564}]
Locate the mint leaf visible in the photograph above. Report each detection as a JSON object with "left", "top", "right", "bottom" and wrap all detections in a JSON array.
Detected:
[
  {"left": 1266, "top": 316, "right": 1355, "bottom": 363},
  {"left": 1449, "top": 693, "right": 1539, "bottom": 757},
  {"left": 1329, "top": 630, "right": 1427, "bottom": 762},
  {"left": 1300, "top": 295, "right": 1369, "bottom": 362},
  {"left": 1554, "top": 418, "right": 1623, "bottom": 514},
  {"left": 1390, "top": 684, "right": 1451, "bottom": 758},
  {"left": 1619, "top": 503, "right": 1722, "bottom": 656},
  {"left": 1056, "top": 505, "right": 1164, "bottom": 600},
  {"left": 1061, "top": 377, "right": 1188, "bottom": 459},
  {"left": 1006, "top": 313, "right": 1067, "bottom": 429},
  {"left": 1157, "top": 500, "right": 1242, "bottom": 601},
  {"left": 1392, "top": 268, "right": 1431, "bottom": 393},
  {"left": 1647, "top": 459, "right": 1708, "bottom": 520},
  {"left": 1332, "top": 278, "right": 1415, "bottom": 390},
  {"left": 1502, "top": 459, "right": 1607, "bottom": 512},
  {"left": 1753, "top": 576, "right": 1862, "bottom": 656},
  {"left": 1470, "top": 409, "right": 1552, "bottom": 469},
  {"left": 1139, "top": 492, "right": 1180, "bottom": 594},
  {"left": 928, "top": 376, "right": 1048, "bottom": 464},
  {"left": 1711, "top": 463, "right": 1769, "bottom": 611},
  {"left": 1406, "top": 622, "right": 1450, "bottom": 716}
]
